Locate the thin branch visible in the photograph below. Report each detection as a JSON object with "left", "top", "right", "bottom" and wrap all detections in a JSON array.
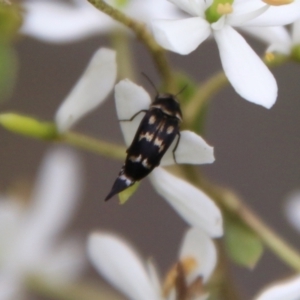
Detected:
[
  {"left": 183, "top": 71, "right": 228, "bottom": 129},
  {"left": 27, "top": 276, "right": 122, "bottom": 300},
  {"left": 201, "top": 174, "right": 300, "bottom": 271},
  {"left": 61, "top": 131, "right": 126, "bottom": 160},
  {"left": 173, "top": 165, "right": 300, "bottom": 272},
  {"left": 87, "top": 0, "right": 175, "bottom": 91}
]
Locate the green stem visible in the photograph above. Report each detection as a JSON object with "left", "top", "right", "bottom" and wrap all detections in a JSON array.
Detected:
[
  {"left": 61, "top": 132, "right": 126, "bottom": 160},
  {"left": 184, "top": 71, "right": 228, "bottom": 129},
  {"left": 202, "top": 178, "right": 300, "bottom": 272},
  {"left": 27, "top": 276, "right": 122, "bottom": 300},
  {"left": 175, "top": 165, "right": 300, "bottom": 272},
  {"left": 110, "top": 30, "right": 137, "bottom": 81},
  {"left": 87, "top": 0, "right": 175, "bottom": 91},
  {"left": 209, "top": 242, "right": 241, "bottom": 300}
]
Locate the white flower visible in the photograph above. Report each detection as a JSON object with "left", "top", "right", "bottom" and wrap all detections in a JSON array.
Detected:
[
  {"left": 285, "top": 190, "right": 300, "bottom": 233},
  {"left": 114, "top": 79, "right": 223, "bottom": 237},
  {"left": 55, "top": 47, "right": 117, "bottom": 133},
  {"left": 88, "top": 228, "right": 217, "bottom": 300},
  {"left": 242, "top": 20, "right": 300, "bottom": 56},
  {"left": 254, "top": 275, "right": 300, "bottom": 300},
  {"left": 0, "top": 148, "right": 85, "bottom": 299},
  {"left": 151, "top": 0, "right": 300, "bottom": 108},
  {"left": 21, "top": 0, "right": 181, "bottom": 44}
]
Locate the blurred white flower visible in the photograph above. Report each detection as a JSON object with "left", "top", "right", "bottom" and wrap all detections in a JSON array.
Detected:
[
  {"left": 254, "top": 275, "right": 300, "bottom": 300},
  {"left": 114, "top": 79, "right": 223, "bottom": 237},
  {"left": 285, "top": 190, "right": 300, "bottom": 233},
  {"left": 21, "top": 0, "right": 181, "bottom": 44},
  {"left": 151, "top": 0, "right": 300, "bottom": 108},
  {"left": 55, "top": 47, "right": 117, "bottom": 133},
  {"left": 88, "top": 228, "right": 217, "bottom": 300},
  {"left": 243, "top": 20, "right": 300, "bottom": 56},
  {"left": 0, "top": 148, "right": 85, "bottom": 299}
]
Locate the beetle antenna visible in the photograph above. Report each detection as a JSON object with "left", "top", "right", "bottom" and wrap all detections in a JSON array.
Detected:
[
  {"left": 176, "top": 84, "right": 188, "bottom": 97},
  {"left": 141, "top": 72, "right": 159, "bottom": 96}
]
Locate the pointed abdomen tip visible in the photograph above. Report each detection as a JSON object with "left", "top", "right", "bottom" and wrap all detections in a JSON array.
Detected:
[{"left": 104, "top": 175, "right": 134, "bottom": 201}]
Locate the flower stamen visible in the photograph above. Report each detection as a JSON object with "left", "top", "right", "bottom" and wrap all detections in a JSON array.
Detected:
[
  {"left": 265, "top": 52, "right": 275, "bottom": 62},
  {"left": 163, "top": 256, "right": 198, "bottom": 297},
  {"left": 217, "top": 3, "right": 233, "bottom": 15},
  {"left": 262, "top": 0, "right": 294, "bottom": 5}
]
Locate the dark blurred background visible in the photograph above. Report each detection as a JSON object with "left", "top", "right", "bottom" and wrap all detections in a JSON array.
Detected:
[{"left": 1, "top": 22, "right": 300, "bottom": 299}]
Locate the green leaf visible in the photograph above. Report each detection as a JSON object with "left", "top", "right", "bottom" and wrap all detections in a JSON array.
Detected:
[
  {"left": 0, "top": 3, "right": 23, "bottom": 41},
  {"left": 118, "top": 182, "right": 140, "bottom": 205},
  {"left": 0, "top": 113, "right": 58, "bottom": 140},
  {"left": 224, "top": 217, "right": 264, "bottom": 269},
  {"left": 0, "top": 44, "right": 18, "bottom": 101}
]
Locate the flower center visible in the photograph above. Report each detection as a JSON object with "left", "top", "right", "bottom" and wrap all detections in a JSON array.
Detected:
[
  {"left": 205, "top": 0, "right": 234, "bottom": 23},
  {"left": 163, "top": 256, "right": 198, "bottom": 297},
  {"left": 262, "top": 0, "right": 294, "bottom": 5},
  {"left": 217, "top": 3, "right": 233, "bottom": 15},
  {"left": 264, "top": 52, "right": 275, "bottom": 63}
]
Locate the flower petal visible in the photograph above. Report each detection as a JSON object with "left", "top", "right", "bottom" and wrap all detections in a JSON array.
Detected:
[
  {"left": 285, "top": 190, "right": 300, "bottom": 233},
  {"left": 146, "top": 259, "right": 162, "bottom": 297},
  {"left": 152, "top": 17, "right": 210, "bottom": 55},
  {"left": 168, "top": 0, "right": 206, "bottom": 16},
  {"left": 21, "top": 0, "right": 113, "bottom": 43},
  {"left": 10, "top": 148, "right": 83, "bottom": 270},
  {"left": 88, "top": 232, "right": 159, "bottom": 300},
  {"left": 150, "top": 168, "right": 223, "bottom": 237},
  {"left": 0, "top": 197, "right": 23, "bottom": 246},
  {"left": 128, "top": 0, "right": 183, "bottom": 20},
  {"left": 179, "top": 228, "right": 217, "bottom": 283},
  {"left": 240, "top": 1, "right": 300, "bottom": 27},
  {"left": 38, "top": 238, "right": 86, "bottom": 283},
  {"left": 226, "top": 3, "right": 269, "bottom": 27},
  {"left": 115, "top": 79, "right": 152, "bottom": 146},
  {"left": 55, "top": 48, "right": 117, "bottom": 133},
  {"left": 292, "top": 20, "right": 300, "bottom": 45},
  {"left": 214, "top": 25, "right": 277, "bottom": 108},
  {"left": 161, "top": 130, "right": 214, "bottom": 166},
  {"left": 0, "top": 273, "right": 21, "bottom": 300},
  {"left": 255, "top": 275, "right": 300, "bottom": 300},
  {"left": 241, "top": 26, "right": 291, "bottom": 55}
]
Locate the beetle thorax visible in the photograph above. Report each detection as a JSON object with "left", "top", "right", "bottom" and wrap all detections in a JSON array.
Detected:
[{"left": 150, "top": 94, "right": 182, "bottom": 121}]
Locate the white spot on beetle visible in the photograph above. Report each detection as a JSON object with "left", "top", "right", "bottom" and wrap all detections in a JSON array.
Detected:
[
  {"left": 149, "top": 115, "right": 156, "bottom": 124},
  {"left": 129, "top": 155, "right": 142, "bottom": 162},
  {"left": 119, "top": 174, "right": 133, "bottom": 186},
  {"left": 142, "top": 159, "right": 152, "bottom": 169},
  {"left": 167, "top": 126, "right": 174, "bottom": 134},
  {"left": 139, "top": 132, "right": 153, "bottom": 141}
]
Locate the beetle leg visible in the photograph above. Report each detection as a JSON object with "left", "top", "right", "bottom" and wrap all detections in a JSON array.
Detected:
[
  {"left": 119, "top": 110, "right": 148, "bottom": 122},
  {"left": 172, "top": 131, "right": 181, "bottom": 164}
]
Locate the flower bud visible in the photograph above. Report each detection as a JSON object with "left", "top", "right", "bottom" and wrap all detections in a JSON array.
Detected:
[{"left": 0, "top": 113, "right": 57, "bottom": 140}]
